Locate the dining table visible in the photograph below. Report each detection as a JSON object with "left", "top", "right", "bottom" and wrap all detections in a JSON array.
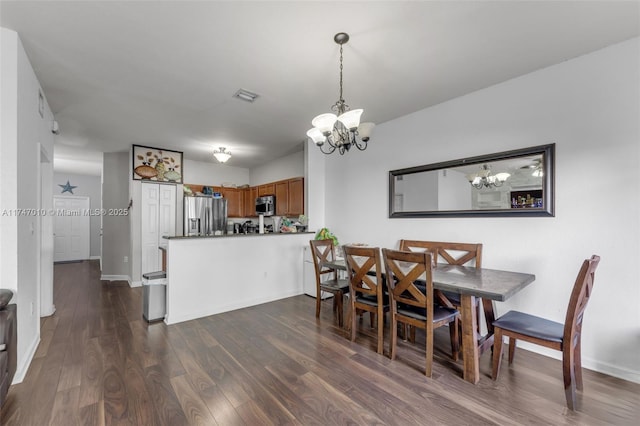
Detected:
[{"left": 321, "top": 258, "right": 536, "bottom": 384}]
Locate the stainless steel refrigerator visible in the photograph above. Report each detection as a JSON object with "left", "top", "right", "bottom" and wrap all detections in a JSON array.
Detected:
[{"left": 184, "top": 196, "right": 227, "bottom": 236}]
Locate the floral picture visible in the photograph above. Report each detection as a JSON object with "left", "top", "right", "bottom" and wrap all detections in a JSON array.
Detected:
[{"left": 132, "top": 145, "right": 183, "bottom": 183}]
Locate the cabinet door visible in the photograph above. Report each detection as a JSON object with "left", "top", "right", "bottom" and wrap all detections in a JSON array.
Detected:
[
  {"left": 288, "top": 177, "right": 304, "bottom": 216},
  {"left": 223, "top": 188, "right": 243, "bottom": 217},
  {"left": 275, "top": 181, "right": 289, "bottom": 216},
  {"left": 258, "top": 184, "right": 275, "bottom": 196},
  {"left": 243, "top": 187, "right": 258, "bottom": 217}
]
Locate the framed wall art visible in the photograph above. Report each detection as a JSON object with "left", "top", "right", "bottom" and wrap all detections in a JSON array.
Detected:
[{"left": 132, "top": 145, "right": 183, "bottom": 183}]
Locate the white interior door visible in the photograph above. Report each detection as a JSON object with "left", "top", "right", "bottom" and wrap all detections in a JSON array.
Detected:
[
  {"left": 141, "top": 184, "right": 176, "bottom": 274},
  {"left": 53, "top": 196, "right": 90, "bottom": 262},
  {"left": 141, "top": 184, "right": 160, "bottom": 274},
  {"left": 159, "top": 184, "right": 176, "bottom": 240}
]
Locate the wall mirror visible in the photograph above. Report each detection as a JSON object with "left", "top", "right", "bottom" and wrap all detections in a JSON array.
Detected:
[{"left": 389, "top": 144, "right": 555, "bottom": 218}]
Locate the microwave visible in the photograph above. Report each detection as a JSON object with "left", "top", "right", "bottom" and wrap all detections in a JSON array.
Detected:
[{"left": 255, "top": 195, "right": 275, "bottom": 216}]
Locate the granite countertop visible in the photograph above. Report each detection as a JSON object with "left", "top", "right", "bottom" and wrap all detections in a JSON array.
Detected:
[{"left": 163, "top": 231, "right": 315, "bottom": 240}]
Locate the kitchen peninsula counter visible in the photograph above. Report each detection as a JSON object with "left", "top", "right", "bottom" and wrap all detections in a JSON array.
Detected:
[{"left": 163, "top": 231, "right": 313, "bottom": 325}]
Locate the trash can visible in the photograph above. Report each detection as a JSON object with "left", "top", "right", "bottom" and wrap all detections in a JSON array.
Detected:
[{"left": 142, "top": 271, "right": 166, "bottom": 322}]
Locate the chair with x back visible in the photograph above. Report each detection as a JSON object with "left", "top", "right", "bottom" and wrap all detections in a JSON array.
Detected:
[
  {"left": 382, "top": 248, "right": 459, "bottom": 377},
  {"left": 343, "top": 245, "right": 389, "bottom": 354},
  {"left": 309, "top": 239, "right": 350, "bottom": 327},
  {"left": 491, "top": 255, "right": 600, "bottom": 410},
  {"left": 398, "top": 240, "right": 483, "bottom": 359}
]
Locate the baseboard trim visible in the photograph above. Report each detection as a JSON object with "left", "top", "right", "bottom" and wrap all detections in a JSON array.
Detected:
[
  {"left": 100, "top": 274, "right": 130, "bottom": 282},
  {"left": 518, "top": 341, "right": 640, "bottom": 384},
  {"left": 89, "top": 255, "right": 101, "bottom": 261},
  {"left": 40, "top": 304, "right": 56, "bottom": 317},
  {"left": 12, "top": 332, "right": 40, "bottom": 384},
  {"left": 129, "top": 280, "right": 142, "bottom": 288}
]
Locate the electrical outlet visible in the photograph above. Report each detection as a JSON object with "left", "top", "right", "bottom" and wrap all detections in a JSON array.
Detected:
[{"left": 124, "top": 256, "right": 129, "bottom": 263}]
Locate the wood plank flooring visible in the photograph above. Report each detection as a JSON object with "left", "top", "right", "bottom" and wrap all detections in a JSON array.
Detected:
[{"left": 1, "top": 260, "right": 638, "bottom": 425}]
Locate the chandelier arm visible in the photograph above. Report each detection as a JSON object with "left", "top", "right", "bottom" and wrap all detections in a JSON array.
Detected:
[
  {"left": 318, "top": 141, "right": 336, "bottom": 155},
  {"left": 353, "top": 138, "right": 368, "bottom": 151}
]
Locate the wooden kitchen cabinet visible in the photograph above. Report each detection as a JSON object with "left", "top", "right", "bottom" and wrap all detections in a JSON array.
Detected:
[
  {"left": 243, "top": 186, "right": 258, "bottom": 217},
  {"left": 222, "top": 187, "right": 243, "bottom": 218},
  {"left": 288, "top": 177, "right": 304, "bottom": 216},
  {"left": 274, "top": 177, "right": 304, "bottom": 217},
  {"left": 275, "top": 181, "right": 289, "bottom": 216},
  {"left": 258, "top": 184, "right": 275, "bottom": 196}
]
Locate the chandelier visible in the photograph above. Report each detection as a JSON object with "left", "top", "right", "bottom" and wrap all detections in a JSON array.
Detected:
[
  {"left": 306, "top": 32, "right": 375, "bottom": 155},
  {"left": 213, "top": 147, "right": 231, "bottom": 163},
  {"left": 466, "top": 164, "right": 511, "bottom": 189}
]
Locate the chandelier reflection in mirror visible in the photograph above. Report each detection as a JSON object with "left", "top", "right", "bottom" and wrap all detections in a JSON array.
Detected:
[
  {"left": 466, "top": 164, "right": 511, "bottom": 189},
  {"left": 307, "top": 32, "right": 375, "bottom": 155}
]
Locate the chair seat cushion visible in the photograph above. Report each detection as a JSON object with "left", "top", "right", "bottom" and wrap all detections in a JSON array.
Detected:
[
  {"left": 397, "top": 304, "right": 458, "bottom": 323},
  {"left": 320, "top": 279, "right": 349, "bottom": 293},
  {"left": 493, "top": 310, "right": 564, "bottom": 343},
  {"left": 355, "top": 294, "right": 389, "bottom": 308}
]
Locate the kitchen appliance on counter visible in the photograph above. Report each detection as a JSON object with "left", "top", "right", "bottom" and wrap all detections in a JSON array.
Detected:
[
  {"left": 255, "top": 195, "right": 275, "bottom": 217},
  {"left": 184, "top": 195, "right": 227, "bottom": 236}
]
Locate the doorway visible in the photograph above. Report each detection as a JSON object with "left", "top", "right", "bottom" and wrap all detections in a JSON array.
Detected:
[{"left": 53, "top": 195, "right": 90, "bottom": 262}]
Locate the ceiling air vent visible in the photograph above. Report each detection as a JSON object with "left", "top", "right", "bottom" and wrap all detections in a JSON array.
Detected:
[{"left": 233, "top": 89, "right": 259, "bottom": 103}]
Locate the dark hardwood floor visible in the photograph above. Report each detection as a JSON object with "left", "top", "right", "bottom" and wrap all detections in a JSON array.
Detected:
[{"left": 1, "top": 260, "right": 638, "bottom": 425}]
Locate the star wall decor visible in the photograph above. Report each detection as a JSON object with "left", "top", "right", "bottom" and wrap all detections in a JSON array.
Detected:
[{"left": 59, "top": 180, "right": 77, "bottom": 194}]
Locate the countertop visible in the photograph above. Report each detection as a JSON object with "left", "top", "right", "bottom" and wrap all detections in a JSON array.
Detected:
[{"left": 163, "top": 231, "right": 315, "bottom": 240}]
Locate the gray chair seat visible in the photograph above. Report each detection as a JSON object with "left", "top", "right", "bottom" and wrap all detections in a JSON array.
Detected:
[{"left": 492, "top": 310, "right": 564, "bottom": 343}]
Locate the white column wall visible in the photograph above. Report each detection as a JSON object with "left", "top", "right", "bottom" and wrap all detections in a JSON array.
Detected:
[{"left": 0, "top": 28, "right": 55, "bottom": 382}]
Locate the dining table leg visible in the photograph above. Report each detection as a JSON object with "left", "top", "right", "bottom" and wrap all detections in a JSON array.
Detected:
[{"left": 460, "top": 294, "right": 480, "bottom": 384}]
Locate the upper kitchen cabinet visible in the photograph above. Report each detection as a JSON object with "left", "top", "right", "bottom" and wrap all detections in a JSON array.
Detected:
[
  {"left": 243, "top": 186, "right": 258, "bottom": 217},
  {"left": 258, "top": 183, "right": 275, "bottom": 196},
  {"left": 275, "top": 177, "right": 304, "bottom": 217},
  {"left": 221, "top": 187, "right": 244, "bottom": 218}
]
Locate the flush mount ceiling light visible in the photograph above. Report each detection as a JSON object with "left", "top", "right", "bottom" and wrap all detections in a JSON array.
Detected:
[
  {"left": 307, "top": 32, "right": 375, "bottom": 155},
  {"left": 466, "top": 164, "right": 511, "bottom": 189},
  {"left": 213, "top": 147, "right": 231, "bottom": 163}
]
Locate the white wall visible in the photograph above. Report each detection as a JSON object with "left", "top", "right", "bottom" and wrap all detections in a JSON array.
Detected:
[
  {"left": 250, "top": 150, "right": 304, "bottom": 185},
  {"left": 314, "top": 38, "right": 640, "bottom": 382},
  {"left": 0, "top": 28, "right": 55, "bottom": 382},
  {"left": 102, "top": 152, "right": 130, "bottom": 278},
  {"left": 183, "top": 158, "right": 250, "bottom": 187},
  {"left": 53, "top": 172, "right": 102, "bottom": 258}
]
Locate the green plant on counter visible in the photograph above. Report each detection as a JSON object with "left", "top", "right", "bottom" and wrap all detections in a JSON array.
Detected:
[{"left": 315, "top": 227, "right": 339, "bottom": 246}]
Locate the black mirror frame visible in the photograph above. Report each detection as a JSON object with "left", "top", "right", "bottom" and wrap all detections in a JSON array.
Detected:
[{"left": 389, "top": 143, "right": 555, "bottom": 218}]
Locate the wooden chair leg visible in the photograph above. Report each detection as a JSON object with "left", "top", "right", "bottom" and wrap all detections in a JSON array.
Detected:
[
  {"left": 409, "top": 325, "right": 416, "bottom": 343},
  {"left": 563, "top": 351, "right": 577, "bottom": 411},
  {"left": 508, "top": 337, "right": 517, "bottom": 364},
  {"left": 574, "top": 340, "right": 584, "bottom": 391},
  {"left": 390, "top": 315, "right": 398, "bottom": 360},
  {"left": 336, "top": 292, "right": 343, "bottom": 327},
  {"left": 315, "top": 291, "right": 321, "bottom": 318},
  {"left": 491, "top": 327, "right": 504, "bottom": 380},
  {"left": 376, "top": 308, "right": 384, "bottom": 355},
  {"left": 369, "top": 312, "right": 375, "bottom": 328},
  {"left": 449, "top": 317, "right": 459, "bottom": 361},
  {"left": 425, "top": 327, "right": 433, "bottom": 377}
]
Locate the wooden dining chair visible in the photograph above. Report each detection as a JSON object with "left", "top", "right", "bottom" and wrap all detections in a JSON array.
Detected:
[
  {"left": 309, "top": 239, "right": 350, "bottom": 327},
  {"left": 343, "top": 245, "right": 389, "bottom": 354},
  {"left": 491, "top": 255, "right": 600, "bottom": 411},
  {"left": 381, "top": 248, "right": 459, "bottom": 377},
  {"left": 398, "top": 240, "right": 483, "bottom": 359}
]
